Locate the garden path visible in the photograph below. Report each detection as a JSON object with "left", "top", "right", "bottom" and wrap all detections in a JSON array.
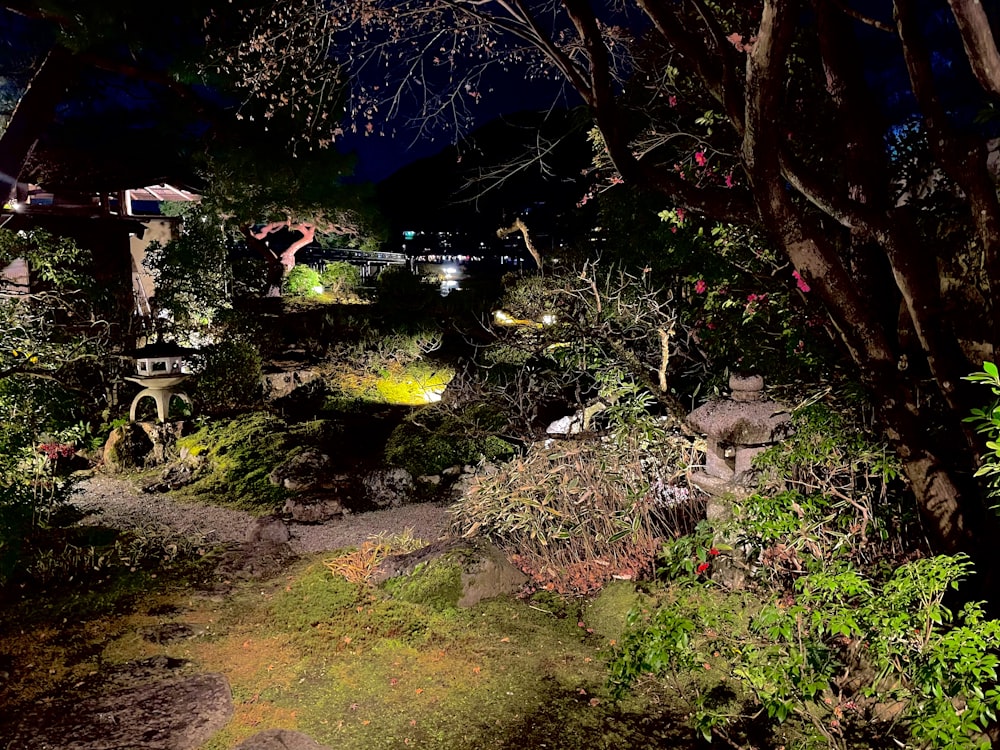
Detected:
[{"left": 71, "top": 474, "right": 453, "bottom": 553}]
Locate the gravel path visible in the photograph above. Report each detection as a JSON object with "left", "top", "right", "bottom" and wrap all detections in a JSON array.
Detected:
[{"left": 72, "top": 474, "right": 454, "bottom": 553}]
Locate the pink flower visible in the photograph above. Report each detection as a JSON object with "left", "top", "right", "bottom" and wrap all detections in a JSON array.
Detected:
[
  {"left": 725, "top": 173, "right": 734, "bottom": 188},
  {"left": 694, "top": 279, "right": 707, "bottom": 294},
  {"left": 675, "top": 208, "right": 686, "bottom": 224},
  {"left": 792, "top": 269, "right": 811, "bottom": 293},
  {"left": 668, "top": 95, "right": 677, "bottom": 107},
  {"left": 694, "top": 151, "right": 707, "bottom": 166}
]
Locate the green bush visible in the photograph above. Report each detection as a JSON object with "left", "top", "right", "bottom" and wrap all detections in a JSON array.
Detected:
[
  {"left": 374, "top": 265, "right": 438, "bottom": 315},
  {"left": 319, "top": 261, "right": 361, "bottom": 298},
  {"left": 610, "top": 554, "right": 1000, "bottom": 750},
  {"left": 283, "top": 264, "right": 323, "bottom": 297},
  {"left": 191, "top": 338, "right": 263, "bottom": 414},
  {"left": 606, "top": 387, "right": 999, "bottom": 749},
  {"left": 384, "top": 404, "right": 515, "bottom": 478}
]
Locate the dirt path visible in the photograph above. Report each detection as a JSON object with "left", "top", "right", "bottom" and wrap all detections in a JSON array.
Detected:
[{"left": 72, "top": 474, "right": 454, "bottom": 553}]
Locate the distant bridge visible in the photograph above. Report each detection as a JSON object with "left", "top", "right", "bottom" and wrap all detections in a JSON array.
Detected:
[{"left": 298, "top": 247, "right": 411, "bottom": 280}]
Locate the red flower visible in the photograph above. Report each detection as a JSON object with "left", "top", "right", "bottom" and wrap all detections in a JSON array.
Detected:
[
  {"left": 697, "top": 562, "right": 711, "bottom": 573},
  {"left": 694, "top": 279, "right": 707, "bottom": 294},
  {"left": 668, "top": 95, "right": 677, "bottom": 107},
  {"left": 792, "top": 269, "right": 811, "bottom": 293},
  {"left": 694, "top": 151, "right": 707, "bottom": 166},
  {"left": 709, "top": 547, "right": 720, "bottom": 557}
]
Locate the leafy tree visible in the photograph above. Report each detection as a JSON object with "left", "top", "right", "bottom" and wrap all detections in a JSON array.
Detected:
[
  {"left": 0, "top": 3, "right": 385, "bottom": 294},
  {"left": 216, "top": 0, "right": 1000, "bottom": 558}
]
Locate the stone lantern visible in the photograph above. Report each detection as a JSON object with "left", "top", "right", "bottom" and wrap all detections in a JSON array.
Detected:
[
  {"left": 687, "top": 373, "right": 791, "bottom": 501},
  {"left": 126, "top": 342, "right": 194, "bottom": 423}
]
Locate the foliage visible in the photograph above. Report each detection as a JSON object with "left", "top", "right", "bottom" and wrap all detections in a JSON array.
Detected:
[
  {"left": 0, "top": 228, "right": 107, "bottom": 588},
  {"left": 610, "top": 555, "right": 1000, "bottom": 750},
  {"left": 319, "top": 260, "right": 361, "bottom": 299},
  {"left": 607, "top": 388, "right": 990, "bottom": 748},
  {"left": 384, "top": 403, "right": 515, "bottom": 477},
  {"left": 451, "top": 427, "right": 702, "bottom": 594},
  {"left": 963, "top": 361, "right": 1000, "bottom": 495},
  {"left": 0, "top": 449, "right": 76, "bottom": 588},
  {"left": 374, "top": 266, "right": 440, "bottom": 317},
  {"left": 476, "top": 266, "right": 688, "bottom": 438},
  {"left": 282, "top": 264, "right": 323, "bottom": 298},
  {"left": 190, "top": 338, "right": 263, "bottom": 414},
  {"left": 174, "top": 413, "right": 291, "bottom": 511},
  {"left": 143, "top": 205, "right": 242, "bottom": 340},
  {"left": 323, "top": 324, "right": 451, "bottom": 408},
  {"left": 324, "top": 529, "right": 426, "bottom": 585}
]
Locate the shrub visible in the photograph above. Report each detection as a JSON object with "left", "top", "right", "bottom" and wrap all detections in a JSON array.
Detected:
[
  {"left": 191, "top": 338, "right": 263, "bottom": 414},
  {"left": 319, "top": 261, "right": 361, "bottom": 298},
  {"left": 374, "top": 265, "right": 438, "bottom": 315},
  {"left": 450, "top": 427, "right": 701, "bottom": 594},
  {"left": 610, "top": 554, "right": 1000, "bottom": 750},
  {"left": 283, "top": 264, "right": 323, "bottom": 297},
  {"left": 384, "top": 403, "right": 515, "bottom": 478},
  {"left": 606, "top": 385, "right": 999, "bottom": 749}
]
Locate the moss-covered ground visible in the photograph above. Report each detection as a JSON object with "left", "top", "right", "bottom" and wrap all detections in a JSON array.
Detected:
[{"left": 0, "top": 550, "right": 704, "bottom": 749}]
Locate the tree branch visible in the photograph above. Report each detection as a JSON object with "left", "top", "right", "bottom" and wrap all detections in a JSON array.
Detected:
[{"left": 947, "top": 0, "right": 1000, "bottom": 98}]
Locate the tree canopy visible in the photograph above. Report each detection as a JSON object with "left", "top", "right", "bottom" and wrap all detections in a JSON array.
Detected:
[{"left": 210, "top": 0, "right": 1000, "bottom": 559}]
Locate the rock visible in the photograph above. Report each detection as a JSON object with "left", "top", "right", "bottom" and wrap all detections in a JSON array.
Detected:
[
  {"left": 417, "top": 474, "right": 442, "bottom": 485},
  {"left": 214, "top": 541, "right": 296, "bottom": 582},
  {"left": 373, "top": 539, "right": 529, "bottom": 607},
  {"left": 8, "top": 672, "right": 233, "bottom": 750},
  {"left": 235, "top": 729, "right": 333, "bottom": 750},
  {"left": 282, "top": 494, "right": 347, "bottom": 523},
  {"left": 142, "top": 463, "right": 198, "bottom": 493},
  {"left": 137, "top": 421, "right": 190, "bottom": 465},
  {"left": 362, "top": 467, "right": 415, "bottom": 508},
  {"left": 102, "top": 423, "right": 154, "bottom": 472},
  {"left": 269, "top": 450, "right": 333, "bottom": 491},
  {"left": 260, "top": 369, "right": 319, "bottom": 401},
  {"left": 457, "top": 543, "right": 530, "bottom": 607},
  {"left": 545, "top": 414, "right": 582, "bottom": 435},
  {"left": 247, "top": 515, "right": 291, "bottom": 544}
]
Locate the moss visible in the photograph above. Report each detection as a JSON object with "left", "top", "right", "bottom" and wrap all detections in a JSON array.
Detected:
[
  {"left": 381, "top": 558, "right": 464, "bottom": 612},
  {"left": 583, "top": 580, "right": 651, "bottom": 641},
  {"left": 175, "top": 413, "right": 292, "bottom": 512},
  {"left": 269, "top": 561, "right": 363, "bottom": 630}
]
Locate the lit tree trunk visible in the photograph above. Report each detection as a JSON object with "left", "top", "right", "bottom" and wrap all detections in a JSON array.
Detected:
[{"left": 497, "top": 217, "right": 543, "bottom": 271}]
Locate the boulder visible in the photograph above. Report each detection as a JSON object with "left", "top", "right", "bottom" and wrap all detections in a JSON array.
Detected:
[
  {"left": 247, "top": 514, "right": 291, "bottom": 545},
  {"left": 282, "top": 494, "right": 348, "bottom": 523},
  {"left": 102, "top": 423, "right": 154, "bottom": 472},
  {"left": 269, "top": 450, "right": 334, "bottom": 491},
  {"left": 373, "top": 539, "right": 529, "bottom": 607},
  {"left": 362, "top": 467, "right": 415, "bottom": 508},
  {"left": 9, "top": 669, "right": 232, "bottom": 750},
  {"left": 260, "top": 368, "right": 319, "bottom": 402}
]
